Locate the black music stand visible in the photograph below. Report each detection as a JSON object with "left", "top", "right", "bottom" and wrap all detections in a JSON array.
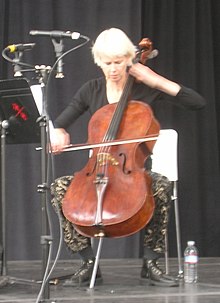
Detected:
[{"left": 0, "top": 78, "right": 41, "bottom": 283}]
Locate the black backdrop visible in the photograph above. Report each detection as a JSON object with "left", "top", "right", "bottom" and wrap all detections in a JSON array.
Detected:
[{"left": 0, "top": 0, "right": 220, "bottom": 261}]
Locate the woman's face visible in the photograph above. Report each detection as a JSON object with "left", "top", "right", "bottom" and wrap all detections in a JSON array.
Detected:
[{"left": 100, "top": 55, "right": 130, "bottom": 83}]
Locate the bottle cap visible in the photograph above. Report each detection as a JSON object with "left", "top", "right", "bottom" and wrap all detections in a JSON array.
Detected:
[{"left": 187, "top": 241, "right": 195, "bottom": 246}]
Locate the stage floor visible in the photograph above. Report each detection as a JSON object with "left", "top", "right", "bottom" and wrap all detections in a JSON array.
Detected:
[{"left": 0, "top": 258, "right": 220, "bottom": 303}]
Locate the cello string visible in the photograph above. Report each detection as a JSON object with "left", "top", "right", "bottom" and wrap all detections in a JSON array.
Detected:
[
  {"left": 101, "top": 74, "right": 135, "bottom": 152},
  {"left": 95, "top": 67, "right": 135, "bottom": 180},
  {"left": 96, "top": 73, "right": 135, "bottom": 179}
]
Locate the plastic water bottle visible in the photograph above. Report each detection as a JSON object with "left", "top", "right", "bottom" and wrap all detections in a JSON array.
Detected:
[{"left": 184, "top": 241, "right": 198, "bottom": 283}]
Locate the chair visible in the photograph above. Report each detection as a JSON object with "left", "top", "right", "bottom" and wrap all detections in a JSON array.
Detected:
[
  {"left": 89, "top": 129, "right": 183, "bottom": 289},
  {"left": 151, "top": 129, "right": 183, "bottom": 277}
]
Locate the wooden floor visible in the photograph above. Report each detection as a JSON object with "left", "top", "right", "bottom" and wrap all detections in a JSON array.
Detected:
[{"left": 0, "top": 258, "right": 220, "bottom": 302}]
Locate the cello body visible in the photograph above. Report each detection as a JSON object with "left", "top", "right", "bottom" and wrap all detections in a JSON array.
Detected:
[{"left": 62, "top": 100, "right": 160, "bottom": 238}]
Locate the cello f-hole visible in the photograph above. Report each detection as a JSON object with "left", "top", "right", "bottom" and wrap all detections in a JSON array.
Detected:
[{"left": 119, "top": 153, "right": 132, "bottom": 174}]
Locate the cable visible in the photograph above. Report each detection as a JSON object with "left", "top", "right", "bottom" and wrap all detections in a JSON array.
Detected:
[{"left": 1, "top": 47, "right": 35, "bottom": 69}]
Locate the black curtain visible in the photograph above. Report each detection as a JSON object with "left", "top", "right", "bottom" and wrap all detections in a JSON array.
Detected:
[{"left": 0, "top": 0, "right": 219, "bottom": 260}]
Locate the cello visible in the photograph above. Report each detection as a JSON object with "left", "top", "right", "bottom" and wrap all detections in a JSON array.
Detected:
[{"left": 62, "top": 38, "right": 160, "bottom": 238}]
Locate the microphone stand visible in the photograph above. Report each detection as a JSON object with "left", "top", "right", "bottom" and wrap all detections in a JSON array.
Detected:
[
  {"left": 0, "top": 63, "right": 54, "bottom": 300},
  {"left": 1, "top": 34, "right": 90, "bottom": 297},
  {"left": 35, "top": 66, "right": 53, "bottom": 302}
]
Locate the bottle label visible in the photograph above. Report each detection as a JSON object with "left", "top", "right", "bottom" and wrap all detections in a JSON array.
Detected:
[{"left": 185, "top": 255, "right": 198, "bottom": 264}]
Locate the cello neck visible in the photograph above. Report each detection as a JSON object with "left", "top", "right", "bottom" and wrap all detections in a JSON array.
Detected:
[
  {"left": 103, "top": 37, "right": 155, "bottom": 143},
  {"left": 104, "top": 75, "right": 135, "bottom": 142}
]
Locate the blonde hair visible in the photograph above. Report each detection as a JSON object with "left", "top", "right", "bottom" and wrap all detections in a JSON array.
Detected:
[{"left": 92, "top": 28, "right": 136, "bottom": 67}]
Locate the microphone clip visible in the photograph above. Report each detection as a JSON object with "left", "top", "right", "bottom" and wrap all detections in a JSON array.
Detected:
[
  {"left": 13, "top": 52, "right": 24, "bottom": 77},
  {"left": 51, "top": 38, "right": 64, "bottom": 78},
  {"left": 35, "top": 65, "right": 52, "bottom": 85}
]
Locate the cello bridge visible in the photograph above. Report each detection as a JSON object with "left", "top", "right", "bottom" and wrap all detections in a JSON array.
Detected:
[{"left": 97, "top": 152, "right": 119, "bottom": 166}]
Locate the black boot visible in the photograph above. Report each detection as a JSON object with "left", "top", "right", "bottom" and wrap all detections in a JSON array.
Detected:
[
  {"left": 141, "top": 258, "right": 179, "bottom": 287},
  {"left": 63, "top": 258, "right": 103, "bottom": 287}
]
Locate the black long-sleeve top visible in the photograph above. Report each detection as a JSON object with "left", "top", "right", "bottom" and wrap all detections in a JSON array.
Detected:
[{"left": 54, "top": 77, "right": 206, "bottom": 129}]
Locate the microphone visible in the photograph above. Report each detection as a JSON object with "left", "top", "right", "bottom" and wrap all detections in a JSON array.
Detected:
[
  {"left": 29, "top": 30, "right": 81, "bottom": 40},
  {"left": 6, "top": 43, "right": 36, "bottom": 53}
]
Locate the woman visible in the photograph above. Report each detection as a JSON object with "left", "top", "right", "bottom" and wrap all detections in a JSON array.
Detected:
[{"left": 50, "top": 28, "right": 206, "bottom": 287}]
